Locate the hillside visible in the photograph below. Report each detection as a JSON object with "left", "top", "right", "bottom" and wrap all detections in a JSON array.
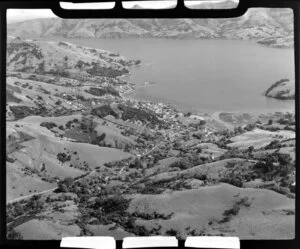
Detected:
[
  {"left": 187, "top": 0, "right": 238, "bottom": 9},
  {"left": 6, "top": 37, "right": 295, "bottom": 240},
  {"left": 7, "top": 37, "right": 139, "bottom": 77},
  {"left": 7, "top": 7, "right": 293, "bottom": 48},
  {"left": 265, "top": 79, "right": 295, "bottom": 100}
]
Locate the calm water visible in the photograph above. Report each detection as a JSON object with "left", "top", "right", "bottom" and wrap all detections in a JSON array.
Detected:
[{"left": 40, "top": 37, "right": 295, "bottom": 114}]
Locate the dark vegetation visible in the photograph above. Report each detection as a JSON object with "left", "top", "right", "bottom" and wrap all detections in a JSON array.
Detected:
[
  {"left": 9, "top": 106, "right": 36, "bottom": 120},
  {"left": 40, "top": 122, "right": 57, "bottom": 130},
  {"left": 7, "top": 90, "right": 22, "bottom": 103},
  {"left": 63, "top": 117, "right": 106, "bottom": 145},
  {"left": 86, "top": 63, "right": 129, "bottom": 77},
  {"left": 85, "top": 86, "right": 120, "bottom": 97},
  {"left": 57, "top": 152, "right": 71, "bottom": 164},
  {"left": 91, "top": 105, "right": 118, "bottom": 118},
  {"left": 118, "top": 104, "right": 160, "bottom": 124}
]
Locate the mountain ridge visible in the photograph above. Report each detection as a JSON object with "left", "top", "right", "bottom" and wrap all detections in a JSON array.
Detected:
[{"left": 7, "top": 8, "right": 294, "bottom": 48}]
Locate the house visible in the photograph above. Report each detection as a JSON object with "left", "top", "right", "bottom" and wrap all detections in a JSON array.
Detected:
[{"left": 190, "top": 115, "right": 204, "bottom": 121}]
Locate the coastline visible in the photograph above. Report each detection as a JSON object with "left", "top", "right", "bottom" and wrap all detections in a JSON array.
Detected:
[{"left": 119, "top": 78, "right": 295, "bottom": 132}]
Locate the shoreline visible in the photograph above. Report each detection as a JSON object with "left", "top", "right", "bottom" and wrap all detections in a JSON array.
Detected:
[
  {"left": 121, "top": 86, "right": 295, "bottom": 116},
  {"left": 19, "top": 35, "right": 294, "bottom": 50},
  {"left": 120, "top": 82, "right": 295, "bottom": 131}
]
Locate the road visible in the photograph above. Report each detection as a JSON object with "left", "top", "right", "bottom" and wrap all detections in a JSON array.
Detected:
[
  {"left": 7, "top": 122, "right": 191, "bottom": 203},
  {"left": 127, "top": 127, "right": 191, "bottom": 187},
  {"left": 118, "top": 122, "right": 149, "bottom": 174},
  {"left": 7, "top": 187, "right": 58, "bottom": 204}
]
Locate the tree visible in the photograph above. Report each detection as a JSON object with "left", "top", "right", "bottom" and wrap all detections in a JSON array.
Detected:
[
  {"left": 247, "top": 146, "right": 254, "bottom": 154},
  {"left": 64, "top": 177, "right": 74, "bottom": 186},
  {"left": 277, "top": 153, "right": 292, "bottom": 166},
  {"left": 268, "top": 119, "right": 273, "bottom": 125},
  {"left": 265, "top": 140, "right": 281, "bottom": 150},
  {"left": 199, "top": 120, "right": 206, "bottom": 126},
  {"left": 234, "top": 126, "right": 243, "bottom": 134},
  {"left": 58, "top": 177, "right": 74, "bottom": 193},
  {"left": 131, "top": 158, "right": 142, "bottom": 169},
  {"left": 244, "top": 123, "right": 256, "bottom": 131},
  {"left": 58, "top": 183, "right": 68, "bottom": 193},
  {"left": 13, "top": 203, "right": 24, "bottom": 216}
]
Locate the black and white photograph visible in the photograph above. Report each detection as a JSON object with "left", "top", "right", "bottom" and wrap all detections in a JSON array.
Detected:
[{"left": 5, "top": 0, "right": 295, "bottom": 240}]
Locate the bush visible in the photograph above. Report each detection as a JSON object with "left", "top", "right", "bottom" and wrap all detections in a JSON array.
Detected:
[
  {"left": 6, "top": 155, "right": 16, "bottom": 163},
  {"left": 118, "top": 104, "right": 160, "bottom": 124},
  {"left": 93, "top": 195, "right": 126, "bottom": 212},
  {"left": 169, "top": 158, "right": 192, "bottom": 170},
  {"left": 57, "top": 152, "right": 71, "bottom": 163},
  {"left": 86, "top": 63, "right": 129, "bottom": 77},
  {"left": 7, "top": 227, "right": 23, "bottom": 240},
  {"left": 265, "top": 140, "right": 281, "bottom": 150},
  {"left": 91, "top": 105, "right": 118, "bottom": 118},
  {"left": 91, "top": 133, "right": 106, "bottom": 145},
  {"left": 268, "top": 119, "right": 273, "bottom": 125},
  {"left": 219, "top": 204, "right": 240, "bottom": 223},
  {"left": 58, "top": 177, "right": 74, "bottom": 193},
  {"left": 10, "top": 106, "right": 35, "bottom": 120},
  {"left": 40, "top": 122, "right": 57, "bottom": 130},
  {"left": 220, "top": 177, "right": 243, "bottom": 188},
  {"left": 86, "top": 86, "right": 120, "bottom": 97},
  {"left": 165, "top": 228, "right": 178, "bottom": 236},
  {"left": 244, "top": 123, "right": 256, "bottom": 131}
]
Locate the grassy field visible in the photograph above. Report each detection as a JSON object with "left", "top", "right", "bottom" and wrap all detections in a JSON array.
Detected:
[
  {"left": 127, "top": 183, "right": 295, "bottom": 239},
  {"left": 228, "top": 128, "right": 295, "bottom": 149}
]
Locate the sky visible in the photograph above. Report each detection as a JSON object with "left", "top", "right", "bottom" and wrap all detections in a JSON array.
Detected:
[{"left": 7, "top": 0, "right": 239, "bottom": 23}]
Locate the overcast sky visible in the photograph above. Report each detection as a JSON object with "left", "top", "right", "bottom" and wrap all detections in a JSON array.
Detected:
[{"left": 7, "top": 0, "right": 239, "bottom": 23}]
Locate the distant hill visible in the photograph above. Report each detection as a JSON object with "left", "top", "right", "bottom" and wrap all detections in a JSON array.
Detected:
[
  {"left": 188, "top": 0, "right": 238, "bottom": 9},
  {"left": 7, "top": 7, "right": 293, "bottom": 48}
]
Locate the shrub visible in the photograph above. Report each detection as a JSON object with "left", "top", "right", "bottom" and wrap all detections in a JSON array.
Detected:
[
  {"left": 6, "top": 156, "right": 16, "bottom": 163},
  {"left": 10, "top": 105, "right": 35, "bottom": 120},
  {"left": 219, "top": 204, "right": 240, "bottom": 223},
  {"left": 244, "top": 123, "right": 256, "bottom": 131},
  {"left": 169, "top": 158, "right": 192, "bottom": 170},
  {"left": 91, "top": 105, "right": 118, "bottom": 118},
  {"left": 118, "top": 104, "right": 160, "bottom": 124},
  {"left": 165, "top": 228, "right": 178, "bottom": 236},
  {"left": 86, "top": 86, "right": 120, "bottom": 97},
  {"left": 265, "top": 140, "right": 281, "bottom": 150},
  {"left": 57, "top": 152, "right": 71, "bottom": 163},
  {"left": 40, "top": 122, "right": 57, "bottom": 130},
  {"left": 7, "top": 227, "right": 23, "bottom": 240}
]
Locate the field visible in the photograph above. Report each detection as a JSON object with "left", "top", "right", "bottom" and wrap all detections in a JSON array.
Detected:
[
  {"left": 127, "top": 183, "right": 294, "bottom": 239},
  {"left": 228, "top": 128, "right": 295, "bottom": 149}
]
